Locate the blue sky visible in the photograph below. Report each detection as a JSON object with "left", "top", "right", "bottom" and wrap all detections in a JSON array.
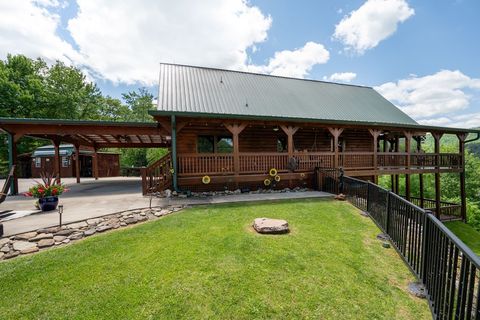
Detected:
[{"left": 1, "top": 0, "right": 479, "bottom": 128}]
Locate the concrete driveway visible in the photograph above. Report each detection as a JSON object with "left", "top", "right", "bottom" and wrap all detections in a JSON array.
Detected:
[{"left": 1, "top": 177, "right": 154, "bottom": 236}]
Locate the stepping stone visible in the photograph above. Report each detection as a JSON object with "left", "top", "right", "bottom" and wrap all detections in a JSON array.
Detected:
[
  {"left": 253, "top": 218, "right": 289, "bottom": 234},
  {"left": 4, "top": 251, "right": 19, "bottom": 259},
  {"left": 53, "top": 236, "right": 67, "bottom": 242},
  {"left": 67, "top": 221, "right": 88, "bottom": 229},
  {"left": 38, "top": 239, "right": 55, "bottom": 248},
  {"left": 84, "top": 229, "right": 96, "bottom": 236},
  {"left": 29, "top": 233, "right": 53, "bottom": 242},
  {"left": 13, "top": 241, "right": 37, "bottom": 252},
  {"left": 0, "top": 238, "right": 10, "bottom": 247},
  {"left": 96, "top": 225, "right": 112, "bottom": 233},
  {"left": 21, "top": 246, "right": 39, "bottom": 254},
  {"left": 68, "top": 232, "right": 84, "bottom": 240},
  {"left": 1, "top": 245, "right": 11, "bottom": 253},
  {"left": 13, "top": 232, "right": 37, "bottom": 241},
  {"left": 54, "top": 229, "right": 77, "bottom": 236}
]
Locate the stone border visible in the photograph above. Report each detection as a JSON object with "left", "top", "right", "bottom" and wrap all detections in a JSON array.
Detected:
[{"left": 0, "top": 205, "right": 185, "bottom": 261}]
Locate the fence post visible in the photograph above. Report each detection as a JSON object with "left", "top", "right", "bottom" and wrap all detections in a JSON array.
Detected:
[
  {"left": 386, "top": 192, "right": 391, "bottom": 235},
  {"left": 366, "top": 182, "right": 371, "bottom": 213},
  {"left": 339, "top": 168, "right": 344, "bottom": 194},
  {"left": 421, "top": 210, "right": 431, "bottom": 282}
]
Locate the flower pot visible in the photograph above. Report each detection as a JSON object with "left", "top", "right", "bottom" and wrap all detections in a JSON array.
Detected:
[{"left": 38, "top": 196, "right": 59, "bottom": 212}]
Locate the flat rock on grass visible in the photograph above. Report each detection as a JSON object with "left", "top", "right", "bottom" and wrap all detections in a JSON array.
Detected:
[
  {"left": 253, "top": 218, "right": 289, "bottom": 234},
  {"left": 14, "top": 232, "right": 37, "bottom": 241},
  {"left": 29, "top": 233, "right": 53, "bottom": 242}
]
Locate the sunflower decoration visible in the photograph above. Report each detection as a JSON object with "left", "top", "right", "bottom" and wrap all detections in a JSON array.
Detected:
[
  {"left": 202, "top": 175, "right": 211, "bottom": 184},
  {"left": 269, "top": 168, "right": 277, "bottom": 177},
  {"left": 169, "top": 168, "right": 175, "bottom": 174},
  {"left": 274, "top": 175, "right": 281, "bottom": 182},
  {"left": 264, "top": 178, "right": 271, "bottom": 186},
  {"left": 300, "top": 172, "right": 306, "bottom": 178}
]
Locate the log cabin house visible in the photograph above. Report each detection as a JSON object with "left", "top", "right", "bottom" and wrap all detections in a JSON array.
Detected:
[{"left": 1, "top": 63, "right": 480, "bottom": 222}]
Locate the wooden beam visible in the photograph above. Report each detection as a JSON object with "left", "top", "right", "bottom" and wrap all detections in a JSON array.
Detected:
[
  {"left": 224, "top": 123, "right": 247, "bottom": 178},
  {"left": 433, "top": 132, "right": 443, "bottom": 218},
  {"left": 280, "top": 125, "right": 299, "bottom": 157},
  {"left": 93, "top": 148, "right": 99, "bottom": 180},
  {"left": 404, "top": 131, "right": 412, "bottom": 201},
  {"left": 74, "top": 144, "right": 81, "bottom": 184},
  {"left": 368, "top": 129, "right": 381, "bottom": 183},
  {"left": 457, "top": 133, "right": 468, "bottom": 221},
  {"left": 328, "top": 127, "right": 344, "bottom": 169},
  {"left": 52, "top": 138, "right": 61, "bottom": 182},
  {"left": 7, "top": 132, "right": 19, "bottom": 195}
]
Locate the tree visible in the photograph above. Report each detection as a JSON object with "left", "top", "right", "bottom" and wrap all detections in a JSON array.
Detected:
[{"left": 122, "top": 87, "right": 154, "bottom": 122}]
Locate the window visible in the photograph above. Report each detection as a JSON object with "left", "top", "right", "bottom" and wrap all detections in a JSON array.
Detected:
[
  {"left": 34, "top": 157, "right": 41, "bottom": 168},
  {"left": 62, "top": 156, "right": 70, "bottom": 167},
  {"left": 277, "top": 137, "right": 287, "bottom": 152},
  {"left": 197, "top": 135, "right": 233, "bottom": 153},
  {"left": 216, "top": 136, "right": 233, "bottom": 153},
  {"left": 197, "top": 136, "right": 215, "bottom": 153}
]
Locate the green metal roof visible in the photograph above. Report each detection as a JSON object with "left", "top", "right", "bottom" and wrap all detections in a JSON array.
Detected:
[{"left": 153, "top": 63, "right": 417, "bottom": 126}]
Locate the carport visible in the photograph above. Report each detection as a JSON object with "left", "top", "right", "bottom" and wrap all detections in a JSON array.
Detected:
[{"left": 0, "top": 118, "right": 171, "bottom": 195}]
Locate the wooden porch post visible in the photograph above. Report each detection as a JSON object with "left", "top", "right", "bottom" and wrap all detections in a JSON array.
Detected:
[
  {"left": 280, "top": 125, "right": 299, "bottom": 157},
  {"left": 93, "top": 148, "right": 99, "bottom": 180},
  {"left": 433, "top": 132, "right": 443, "bottom": 219},
  {"left": 74, "top": 144, "right": 81, "bottom": 184},
  {"left": 225, "top": 123, "right": 247, "bottom": 180},
  {"left": 368, "top": 129, "right": 381, "bottom": 184},
  {"left": 53, "top": 139, "right": 61, "bottom": 182},
  {"left": 404, "top": 132, "right": 412, "bottom": 201},
  {"left": 416, "top": 137, "right": 424, "bottom": 208},
  {"left": 328, "top": 128, "right": 344, "bottom": 170},
  {"left": 7, "top": 132, "right": 19, "bottom": 195},
  {"left": 171, "top": 115, "right": 178, "bottom": 191},
  {"left": 457, "top": 133, "right": 468, "bottom": 221},
  {"left": 394, "top": 137, "right": 400, "bottom": 194}
]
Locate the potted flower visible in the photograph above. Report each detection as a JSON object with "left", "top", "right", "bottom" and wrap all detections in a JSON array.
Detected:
[{"left": 24, "top": 172, "right": 68, "bottom": 211}]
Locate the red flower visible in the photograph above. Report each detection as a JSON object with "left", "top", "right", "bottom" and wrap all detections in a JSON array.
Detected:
[
  {"left": 52, "top": 189, "right": 57, "bottom": 196},
  {"left": 38, "top": 188, "right": 45, "bottom": 194}
]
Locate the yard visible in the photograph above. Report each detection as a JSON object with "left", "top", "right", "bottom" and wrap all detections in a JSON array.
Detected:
[
  {"left": 0, "top": 199, "right": 430, "bottom": 319},
  {"left": 445, "top": 221, "right": 480, "bottom": 256}
]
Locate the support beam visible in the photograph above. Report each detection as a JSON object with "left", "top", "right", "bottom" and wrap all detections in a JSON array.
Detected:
[
  {"left": 53, "top": 139, "right": 61, "bottom": 182},
  {"left": 394, "top": 137, "right": 400, "bottom": 194},
  {"left": 416, "top": 136, "right": 424, "bottom": 208},
  {"left": 328, "top": 127, "right": 344, "bottom": 170},
  {"left": 93, "top": 148, "right": 99, "bottom": 180},
  {"left": 171, "top": 115, "right": 178, "bottom": 191},
  {"left": 74, "top": 144, "right": 81, "bottom": 184},
  {"left": 7, "top": 132, "right": 19, "bottom": 195},
  {"left": 457, "top": 133, "right": 468, "bottom": 221},
  {"left": 404, "top": 132, "right": 412, "bottom": 201},
  {"left": 368, "top": 129, "right": 381, "bottom": 184},
  {"left": 433, "top": 132, "right": 444, "bottom": 218},
  {"left": 225, "top": 123, "right": 248, "bottom": 178},
  {"left": 280, "top": 125, "right": 299, "bottom": 157}
]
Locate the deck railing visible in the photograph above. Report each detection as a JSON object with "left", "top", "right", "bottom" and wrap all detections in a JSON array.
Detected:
[
  {"left": 176, "top": 152, "right": 462, "bottom": 176},
  {"left": 141, "top": 152, "right": 172, "bottom": 195},
  {"left": 402, "top": 196, "right": 462, "bottom": 220},
  {"left": 327, "top": 173, "right": 479, "bottom": 319}
]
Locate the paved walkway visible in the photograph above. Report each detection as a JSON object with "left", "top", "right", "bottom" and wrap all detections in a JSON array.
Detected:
[{"left": 1, "top": 177, "right": 331, "bottom": 236}]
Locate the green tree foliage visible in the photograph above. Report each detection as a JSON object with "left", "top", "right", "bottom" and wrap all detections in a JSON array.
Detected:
[{"left": 0, "top": 54, "right": 167, "bottom": 176}]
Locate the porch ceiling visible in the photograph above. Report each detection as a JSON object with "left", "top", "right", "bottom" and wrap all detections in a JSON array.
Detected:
[{"left": 0, "top": 118, "right": 171, "bottom": 149}]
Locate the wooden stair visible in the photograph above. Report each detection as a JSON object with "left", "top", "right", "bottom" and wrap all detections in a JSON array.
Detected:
[{"left": 141, "top": 153, "right": 173, "bottom": 195}]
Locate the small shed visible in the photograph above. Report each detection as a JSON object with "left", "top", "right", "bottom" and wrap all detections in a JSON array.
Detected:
[{"left": 30, "top": 144, "right": 120, "bottom": 178}]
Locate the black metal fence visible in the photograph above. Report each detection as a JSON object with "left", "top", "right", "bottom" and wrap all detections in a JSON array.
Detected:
[{"left": 319, "top": 171, "right": 480, "bottom": 319}]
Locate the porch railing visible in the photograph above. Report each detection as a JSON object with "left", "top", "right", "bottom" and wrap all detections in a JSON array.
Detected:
[
  {"left": 319, "top": 171, "right": 479, "bottom": 319},
  {"left": 141, "top": 152, "right": 172, "bottom": 195},
  {"left": 402, "top": 196, "right": 462, "bottom": 220},
  {"left": 176, "top": 152, "right": 462, "bottom": 176}
]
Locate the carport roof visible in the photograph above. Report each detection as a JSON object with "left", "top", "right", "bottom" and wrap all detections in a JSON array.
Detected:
[{"left": 0, "top": 118, "right": 171, "bottom": 148}]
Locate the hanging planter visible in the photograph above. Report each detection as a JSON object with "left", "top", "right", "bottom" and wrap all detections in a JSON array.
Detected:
[
  {"left": 269, "top": 168, "right": 277, "bottom": 177},
  {"left": 202, "top": 175, "right": 211, "bottom": 184}
]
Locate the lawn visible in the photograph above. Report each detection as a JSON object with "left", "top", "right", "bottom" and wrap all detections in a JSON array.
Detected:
[
  {"left": 445, "top": 221, "right": 480, "bottom": 256},
  {"left": 0, "top": 199, "right": 429, "bottom": 319}
]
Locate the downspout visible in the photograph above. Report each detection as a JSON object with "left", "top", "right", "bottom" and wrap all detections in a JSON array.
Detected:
[
  {"left": 171, "top": 115, "right": 178, "bottom": 192},
  {"left": 464, "top": 132, "right": 480, "bottom": 144}
]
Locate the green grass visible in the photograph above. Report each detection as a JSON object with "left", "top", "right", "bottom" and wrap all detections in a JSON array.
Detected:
[
  {"left": 0, "top": 199, "right": 429, "bottom": 319},
  {"left": 445, "top": 221, "right": 480, "bottom": 256}
]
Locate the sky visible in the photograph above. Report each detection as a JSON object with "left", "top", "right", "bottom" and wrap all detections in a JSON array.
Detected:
[{"left": 1, "top": 0, "right": 479, "bottom": 128}]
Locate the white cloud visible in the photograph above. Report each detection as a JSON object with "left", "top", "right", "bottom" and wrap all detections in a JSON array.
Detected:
[
  {"left": 323, "top": 72, "right": 357, "bottom": 83},
  {"left": 333, "top": 0, "right": 414, "bottom": 54},
  {"left": 0, "top": 0, "right": 82, "bottom": 65},
  {"left": 246, "top": 42, "right": 329, "bottom": 78},
  {"left": 375, "top": 70, "right": 480, "bottom": 128},
  {"left": 68, "top": 0, "right": 272, "bottom": 85}
]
